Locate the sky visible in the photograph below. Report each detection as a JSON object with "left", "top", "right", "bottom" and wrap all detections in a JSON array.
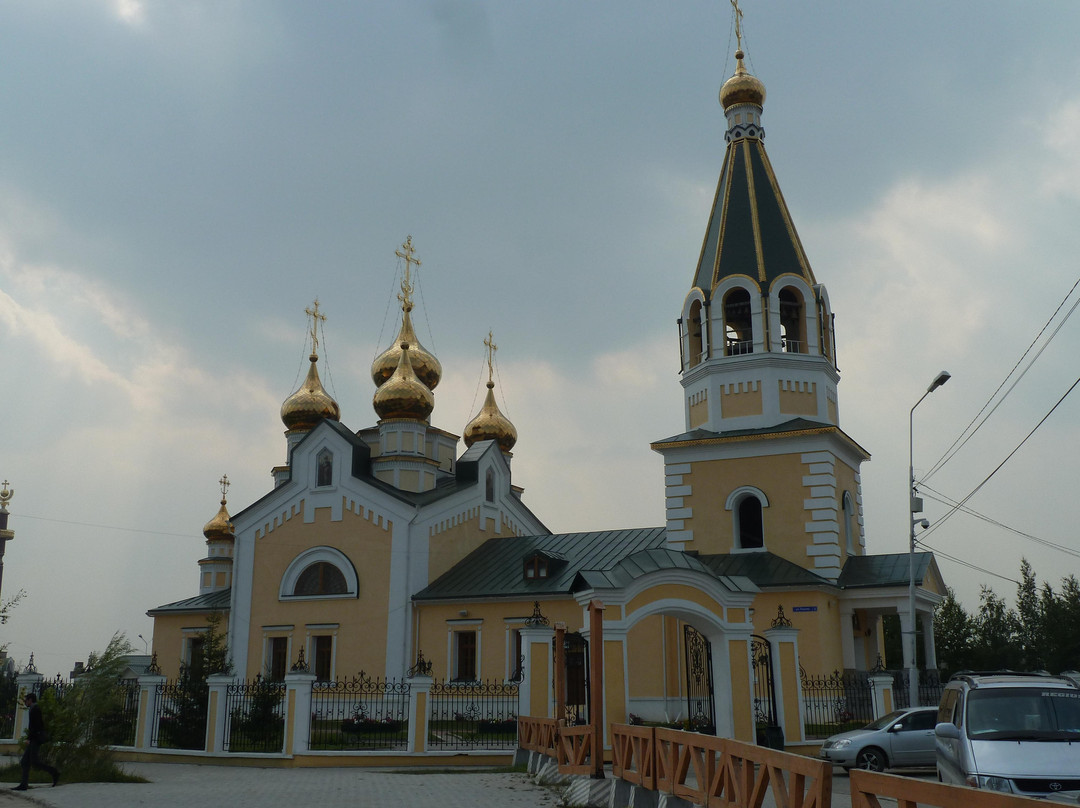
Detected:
[{"left": 2, "top": 1, "right": 1080, "bottom": 679}]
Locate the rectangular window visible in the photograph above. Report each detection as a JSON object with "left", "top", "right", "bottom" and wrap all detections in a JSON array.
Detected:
[
  {"left": 313, "top": 635, "right": 333, "bottom": 682},
  {"left": 268, "top": 637, "right": 288, "bottom": 681},
  {"left": 453, "top": 630, "right": 477, "bottom": 682},
  {"left": 187, "top": 636, "right": 205, "bottom": 680}
]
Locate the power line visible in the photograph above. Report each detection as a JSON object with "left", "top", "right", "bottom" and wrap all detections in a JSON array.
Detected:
[
  {"left": 921, "top": 374, "right": 1080, "bottom": 539},
  {"left": 921, "top": 485, "right": 1080, "bottom": 561},
  {"left": 923, "top": 275, "right": 1080, "bottom": 482},
  {"left": 918, "top": 540, "right": 1020, "bottom": 587},
  {"left": 12, "top": 513, "right": 195, "bottom": 540}
]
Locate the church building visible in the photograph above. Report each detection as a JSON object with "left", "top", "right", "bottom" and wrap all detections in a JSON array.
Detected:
[{"left": 149, "top": 37, "right": 945, "bottom": 747}]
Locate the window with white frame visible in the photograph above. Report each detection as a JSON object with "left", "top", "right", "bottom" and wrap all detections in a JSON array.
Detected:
[
  {"left": 726, "top": 486, "right": 768, "bottom": 551},
  {"left": 316, "top": 448, "right": 333, "bottom": 487},
  {"left": 279, "top": 546, "right": 358, "bottom": 600}
]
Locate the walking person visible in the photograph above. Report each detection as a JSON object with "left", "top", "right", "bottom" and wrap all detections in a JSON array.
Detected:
[{"left": 14, "top": 692, "right": 59, "bottom": 790}]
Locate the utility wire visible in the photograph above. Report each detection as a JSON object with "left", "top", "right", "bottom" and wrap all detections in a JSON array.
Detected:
[
  {"left": 921, "top": 485, "right": 1080, "bottom": 561},
  {"left": 918, "top": 540, "right": 1020, "bottom": 587},
  {"left": 921, "top": 374, "right": 1080, "bottom": 539},
  {"left": 923, "top": 276, "right": 1080, "bottom": 482}
]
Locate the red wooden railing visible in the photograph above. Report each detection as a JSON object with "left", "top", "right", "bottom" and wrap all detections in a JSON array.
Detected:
[{"left": 850, "top": 770, "right": 1048, "bottom": 808}]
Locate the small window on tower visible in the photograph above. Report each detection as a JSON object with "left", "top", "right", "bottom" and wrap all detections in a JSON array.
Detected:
[
  {"left": 523, "top": 555, "right": 548, "bottom": 580},
  {"left": 316, "top": 448, "right": 333, "bottom": 487},
  {"left": 778, "top": 288, "right": 806, "bottom": 353},
  {"left": 486, "top": 469, "right": 495, "bottom": 503},
  {"left": 737, "top": 496, "right": 764, "bottom": 549}
]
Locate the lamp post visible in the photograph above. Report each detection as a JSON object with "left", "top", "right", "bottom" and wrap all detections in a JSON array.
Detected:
[{"left": 908, "top": 371, "right": 950, "bottom": 708}]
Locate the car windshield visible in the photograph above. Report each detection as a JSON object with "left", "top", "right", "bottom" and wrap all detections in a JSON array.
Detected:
[
  {"left": 967, "top": 688, "right": 1080, "bottom": 739},
  {"left": 861, "top": 710, "right": 909, "bottom": 732}
]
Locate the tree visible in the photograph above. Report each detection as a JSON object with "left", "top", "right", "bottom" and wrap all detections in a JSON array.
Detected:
[
  {"left": 44, "top": 632, "right": 137, "bottom": 781},
  {"left": 933, "top": 588, "right": 973, "bottom": 678},
  {"left": 1015, "top": 559, "right": 1044, "bottom": 670},
  {"left": 969, "top": 586, "right": 1022, "bottom": 671},
  {"left": 159, "top": 611, "right": 231, "bottom": 750}
]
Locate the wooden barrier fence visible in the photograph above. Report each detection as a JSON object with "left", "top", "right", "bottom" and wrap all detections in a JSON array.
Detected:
[
  {"left": 849, "top": 770, "right": 1048, "bottom": 808},
  {"left": 620, "top": 724, "right": 831, "bottom": 808},
  {"left": 518, "top": 716, "right": 595, "bottom": 775},
  {"left": 517, "top": 716, "right": 558, "bottom": 757},
  {"left": 611, "top": 722, "right": 656, "bottom": 790}
]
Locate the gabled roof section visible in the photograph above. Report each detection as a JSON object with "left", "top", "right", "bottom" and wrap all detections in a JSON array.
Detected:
[
  {"left": 699, "top": 551, "right": 832, "bottom": 589},
  {"left": 839, "top": 552, "right": 935, "bottom": 589},
  {"left": 692, "top": 138, "right": 815, "bottom": 297},
  {"left": 148, "top": 588, "right": 231, "bottom": 616},
  {"left": 414, "top": 527, "right": 668, "bottom": 601},
  {"left": 575, "top": 547, "right": 756, "bottom": 593},
  {"left": 651, "top": 418, "right": 870, "bottom": 460}
]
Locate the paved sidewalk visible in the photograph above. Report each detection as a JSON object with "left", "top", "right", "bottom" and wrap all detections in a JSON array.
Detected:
[{"left": 0, "top": 763, "right": 564, "bottom": 808}]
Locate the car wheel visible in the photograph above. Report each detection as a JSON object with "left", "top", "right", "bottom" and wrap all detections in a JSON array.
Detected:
[{"left": 855, "top": 747, "right": 887, "bottom": 772}]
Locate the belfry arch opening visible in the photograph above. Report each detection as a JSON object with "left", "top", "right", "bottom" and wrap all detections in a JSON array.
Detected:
[
  {"left": 724, "top": 288, "right": 753, "bottom": 356},
  {"left": 687, "top": 299, "right": 705, "bottom": 368},
  {"left": 778, "top": 288, "right": 807, "bottom": 353},
  {"left": 736, "top": 495, "right": 764, "bottom": 549}
]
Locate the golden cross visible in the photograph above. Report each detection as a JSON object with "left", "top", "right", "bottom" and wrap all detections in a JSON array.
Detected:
[
  {"left": 484, "top": 330, "right": 497, "bottom": 384},
  {"left": 219, "top": 474, "right": 230, "bottom": 500},
  {"left": 0, "top": 481, "right": 11, "bottom": 512},
  {"left": 304, "top": 299, "right": 326, "bottom": 355},
  {"left": 730, "top": 0, "right": 744, "bottom": 51},
  {"left": 395, "top": 236, "right": 422, "bottom": 311}
]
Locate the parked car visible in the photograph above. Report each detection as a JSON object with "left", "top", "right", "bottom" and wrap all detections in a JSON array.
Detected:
[
  {"left": 819, "top": 707, "right": 938, "bottom": 771},
  {"left": 936, "top": 671, "right": 1080, "bottom": 798}
]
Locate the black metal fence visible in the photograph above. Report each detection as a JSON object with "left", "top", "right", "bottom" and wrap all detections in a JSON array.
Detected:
[
  {"left": 96, "top": 681, "right": 141, "bottom": 747},
  {"left": 153, "top": 675, "right": 209, "bottom": 750},
  {"left": 428, "top": 679, "right": 519, "bottom": 749},
  {"left": 224, "top": 676, "right": 286, "bottom": 753},
  {"left": 891, "top": 669, "right": 944, "bottom": 709},
  {"left": 800, "top": 669, "right": 875, "bottom": 739},
  {"left": 309, "top": 673, "right": 411, "bottom": 751}
]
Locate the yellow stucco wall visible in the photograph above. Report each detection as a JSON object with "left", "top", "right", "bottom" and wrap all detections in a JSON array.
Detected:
[
  {"left": 728, "top": 639, "right": 753, "bottom": 742},
  {"left": 246, "top": 503, "right": 392, "bottom": 679},
  {"left": 720, "top": 385, "right": 763, "bottom": 418},
  {"left": 750, "top": 591, "right": 842, "bottom": 675},
  {"left": 427, "top": 513, "right": 516, "bottom": 585},
  {"left": 626, "top": 616, "right": 666, "bottom": 698},
  {"left": 689, "top": 397, "right": 709, "bottom": 429},
  {"left": 777, "top": 381, "right": 818, "bottom": 416},
  {"left": 150, "top": 611, "right": 231, "bottom": 680},
  {"left": 681, "top": 452, "right": 809, "bottom": 564}
]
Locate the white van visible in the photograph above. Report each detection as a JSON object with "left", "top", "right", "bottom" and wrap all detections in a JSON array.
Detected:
[{"left": 936, "top": 671, "right": 1080, "bottom": 798}]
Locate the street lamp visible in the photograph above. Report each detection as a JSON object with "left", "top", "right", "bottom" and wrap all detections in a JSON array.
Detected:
[
  {"left": 908, "top": 370, "right": 950, "bottom": 708},
  {"left": 0, "top": 481, "right": 13, "bottom": 602}
]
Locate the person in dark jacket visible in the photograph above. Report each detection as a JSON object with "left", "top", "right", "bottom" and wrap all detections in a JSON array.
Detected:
[{"left": 14, "top": 692, "right": 59, "bottom": 790}]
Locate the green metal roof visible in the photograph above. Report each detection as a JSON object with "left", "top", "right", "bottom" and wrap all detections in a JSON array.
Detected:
[
  {"left": 692, "top": 137, "right": 815, "bottom": 296},
  {"left": 414, "top": 527, "right": 670, "bottom": 601},
  {"left": 147, "top": 588, "right": 231, "bottom": 616},
  {"left": 699, "top": 551, "right": 831, "bottom": 588},
  {"left": 838, "top": 552, "right": 934, "bottom": 589}
]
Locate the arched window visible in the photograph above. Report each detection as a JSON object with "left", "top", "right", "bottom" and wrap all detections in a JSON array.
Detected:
[
  {"left": 778, "top": 288, "right": 806, "bottom": 353},
  {"left": 316, "top": 448, "right": 333, "bottom": 487},
  {"left": 737, "top": 498, "right": 764, "bottom": 549},
  {"left": 687, "top": 299, "right": 704, "bottom": 367},
  {"left": 294, "top": 562, "right": 348, "bottom": 596},
  {"left": 724, "top": 288, "right": 753, "bottom": 355},
  {"left": 726, "top": 486, "right": 768, "bottom": 551},
  {"left": 279, "top": 546, "right": 358, "bottom": 600}
]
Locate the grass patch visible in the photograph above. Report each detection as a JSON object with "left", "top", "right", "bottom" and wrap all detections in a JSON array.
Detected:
[{"left": 0, "top": 760, "right": 147, "bottom": 785}]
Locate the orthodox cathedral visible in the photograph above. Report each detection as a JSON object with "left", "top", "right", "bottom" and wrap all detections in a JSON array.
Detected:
[{"left": 149, "top": 37, "right": 945, "bottom": 745}]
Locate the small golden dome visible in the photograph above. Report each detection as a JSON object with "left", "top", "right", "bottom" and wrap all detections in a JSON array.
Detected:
[
  {"left": 371, "top": 306, "right": 442, "bottom": 391},
  {"left": 720, "top": 49, "right": 765, "bottom": 110},
  {"left": 281, "top": 353, "right": 342, "bottom": 432},
  {"left": 373, "top": 342, "right": 434, "bottom": 421},
  {"left": 203, "top": 497, "right": 234, "bottom": 541},
  {"left": 464, "top": 381, "right": 517, "bottom": 453}
]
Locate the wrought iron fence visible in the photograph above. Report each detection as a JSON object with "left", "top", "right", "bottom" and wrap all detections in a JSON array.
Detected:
[
  {"left": 800, "top": 668, "right": 875, "bottom": 739},
  {"left": 224, "top": 676, "right": 286, "bottom": 753},
  {"left": 309, "top": 673, "right": 411, "bottom": 751},
  {"left": 33, "top": 675, "right": 73, "bottom": 703},
  {"left": 95, "top": 681, "right": 141, "bottom": 747},
  {"left": 891, "top": 669, "right": 944, "bottom": 709},
  {"left": 153, "top": 675, "right": 209, "bottom": 750},
  {"left": 428, "top": 679, "right": 519, "bottom": 749}
]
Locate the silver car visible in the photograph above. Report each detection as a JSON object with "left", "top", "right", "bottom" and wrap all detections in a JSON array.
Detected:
[
  {"left": 936, "top": 672, "right": 1080, "bottom": 798},
  {"left": 819, "top": 707, "right": 938, "bottom": 771}
]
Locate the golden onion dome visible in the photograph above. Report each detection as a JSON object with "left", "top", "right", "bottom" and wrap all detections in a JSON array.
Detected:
[
  {"left": 373, "top": 342, "right": 434, "bottom": 421},
  {"left": 371, "top": 307, "right": 442, "bottom": 391},
  {"left": 203, "top": 497, "right": 234, "bottom": 541},
  {"left": 720, "top": 49, "right": 766, "bottom": 110},
  {"left": 463, "top": 381, "right": 517, "bottom": 453},
  {"left": 280, "top": 353, "right": 341, "bottom": 432}
]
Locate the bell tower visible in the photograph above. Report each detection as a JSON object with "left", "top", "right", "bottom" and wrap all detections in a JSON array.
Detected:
[{"left": 653, "top": 30, "right": 868, "bottom": 583}]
